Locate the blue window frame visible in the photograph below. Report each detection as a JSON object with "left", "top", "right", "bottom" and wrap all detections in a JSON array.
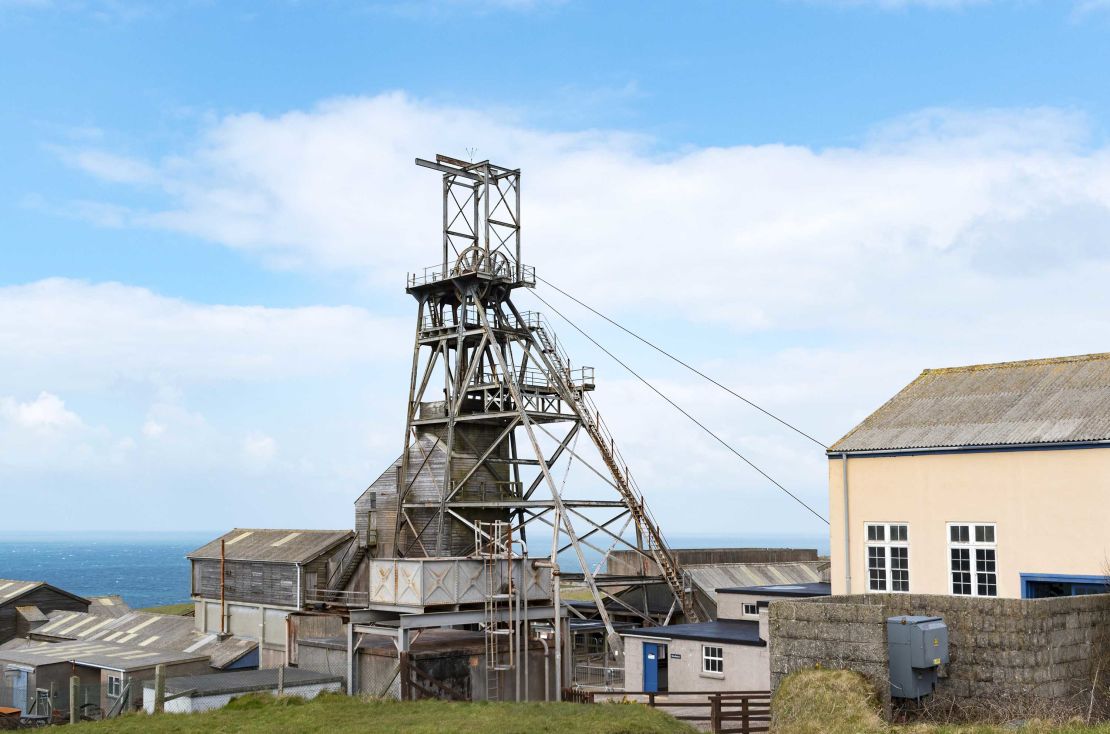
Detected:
[{"left": 1020, "top": 573, "right": 1110, "bottom": 599}]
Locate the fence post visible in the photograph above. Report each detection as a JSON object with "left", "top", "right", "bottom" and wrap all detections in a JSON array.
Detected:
[
  {"left": 154, "top": 664, "right": 166, "bottom": 714},
  {"left": 648, "top": 691, "right": 655, "bottom": 707},
  {"left": 741, "top": 696, "right": 750, "bottom": 733},
  {"left": 277, "top": 666, "right": 285, "bottom": 696},
  {"left": 710, "top": 694, "right": 721, "bottom": 733},
  {"left": 69, "top": 676, "right": 79, "bottom": 725}
]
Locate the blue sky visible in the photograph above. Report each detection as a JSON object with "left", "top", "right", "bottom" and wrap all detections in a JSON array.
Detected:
[{"left": 3, "top": 0, "right": 1110, "bottom": 536}]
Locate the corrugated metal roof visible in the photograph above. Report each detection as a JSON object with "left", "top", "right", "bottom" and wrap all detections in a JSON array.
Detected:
[
  {"left": 38, "top": 610, "right": 256, "bottom": 669},
  {"left": 0, "top": 639, "right": 207, "bottom": 672},
  {"left": 0, "top": 579, "right": 88, "bottom": 606},
  {"left": 87, "top": 595, "right": 131, "bottom": 618},
  {"left": 147, "top": 667, "right": 342, "bottom": 697},
  {"left": 187, "top": 528, "right": 353, "bottom": 563},
  {"left": 831, "top": 352, "right": 1110, "bottom": 453},
  {"left": 687, "top": 562, "right": 824, "bottom": 596}
]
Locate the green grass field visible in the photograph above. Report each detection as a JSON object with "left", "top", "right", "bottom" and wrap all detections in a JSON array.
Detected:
[{"left": 78, "top": 693, "right": 696, "bottom": 734}]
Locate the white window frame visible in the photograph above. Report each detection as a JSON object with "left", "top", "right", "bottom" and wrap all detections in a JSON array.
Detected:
[
  {"left": 702, "top": 645, "right": 724, "bottom": 675},
  {"left": 741, "top": 602, "right": 758, "bottom": 617},
  {"left": 947, "top": 522, "right": 997, "bottom": 597},
  {"left": 106, "top": 675, "right": 122, "bottom": 698},
  {"left": 864, "top": 522, "right": 910, "bottom": 593}
]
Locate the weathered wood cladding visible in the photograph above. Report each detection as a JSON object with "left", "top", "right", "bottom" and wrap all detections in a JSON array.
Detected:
[
  {"left": 356, "top": 405, "right": 512, "bottom": 557},
  {"left": 193, "top": 559, "right": 299, "bottom": 608},
  {"left": 0, "top": 587, "right": 89, "bottom": 645}
]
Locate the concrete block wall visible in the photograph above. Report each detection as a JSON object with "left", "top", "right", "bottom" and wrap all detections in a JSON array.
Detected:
[{"left": 769, "top": 593, "right": 1110, "bottom": 721}]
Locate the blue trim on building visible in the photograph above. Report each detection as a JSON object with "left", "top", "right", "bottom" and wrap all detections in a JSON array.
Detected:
[{"left": 1020, "top": 573, "right": 1110, "bottom": 599}]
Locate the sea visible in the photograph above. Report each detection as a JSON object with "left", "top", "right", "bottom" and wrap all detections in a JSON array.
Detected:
[{"left": 0, "top": 531, "right": 829, "bottom": 609}]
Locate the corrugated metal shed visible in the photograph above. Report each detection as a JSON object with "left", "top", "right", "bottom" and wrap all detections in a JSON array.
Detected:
[
  {"left": 0, "top": 579, "right": 88, "bottom": 607},
  {"left": 35, "top": 610, "right": 256, "bottom": 670},
  {"left": 188, "top": 529, "right": 353, "bottom": 564},
  {"left": 153, "top": 667, "right": 342, "bottom": 697},
  {"left": 831, "top": 352, "right": 1110, "bottom": 453}
]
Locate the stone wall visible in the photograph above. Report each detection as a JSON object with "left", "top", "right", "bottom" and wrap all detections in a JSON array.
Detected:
[{"left": 769, "top": 593, "right": 1110, "bottom": 721}]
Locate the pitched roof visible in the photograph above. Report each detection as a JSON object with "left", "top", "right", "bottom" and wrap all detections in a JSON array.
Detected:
[
  {"left": 831, "top": 353, "right": 1110, "bottom": 454},
  {"left": 0, "top": 579, "right": 89, "bottom": 607},
  {"left": 0, "top": 639, "right": 207, "bottom": 672},
  {"left": 622, "top": 620, "right": 765, "bottom": 646},
  {"left": 87, "top": 595, "right": 131, "bottom": 618},
  {"left": 187, "top": 529, "right": 353, "bottom": 564},
  {"left": 35, "top": 610, "right": 257, "bottom": 670}
]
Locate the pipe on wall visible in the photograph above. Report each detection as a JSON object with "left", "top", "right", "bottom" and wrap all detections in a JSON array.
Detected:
[{"left": 841, "top": 452, "right": 851, "bottom": 595}]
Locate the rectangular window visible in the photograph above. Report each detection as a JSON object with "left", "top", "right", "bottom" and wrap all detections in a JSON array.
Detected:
[
  {"left": 865, "top": 523, "right": 909, "bottom": 592},
  {"left": 702, "top": 645, "right": 723, "bottom": 674},
  {"left": 949, "top": 523, "right": 997, "bottom": 597},
  {"left": 741, "top": 603, "right": 758, "bottom": 616},
  {"left": 107, "top": 676, "right": 122, "bottom": 698}
]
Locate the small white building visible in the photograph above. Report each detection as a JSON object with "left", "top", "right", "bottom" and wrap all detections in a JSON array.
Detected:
[
  {"left": 142, "top": 667, "right": 343, "bottom": 714},
  {"left": 621, "top": 582, "right": 830, "bottom": 693}
]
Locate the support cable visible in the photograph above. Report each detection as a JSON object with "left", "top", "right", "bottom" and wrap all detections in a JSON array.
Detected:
[
  {"left": 531, "top": 291, "right": 830, "bottom": 526},
  {"left": 538, "top": 276, "right": 829, "bottom": 450}
]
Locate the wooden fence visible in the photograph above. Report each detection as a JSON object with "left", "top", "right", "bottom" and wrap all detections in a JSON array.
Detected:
[{"left": 564, "top": 689, "right": 771, "bottom": 734}]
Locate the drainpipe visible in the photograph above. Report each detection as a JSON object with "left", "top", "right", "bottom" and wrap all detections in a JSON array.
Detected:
[
  {"left": 538, "top": 635, "right": 551, "bottom": 701},
  {"left": 534, "top": 559, "right": 561, "bottom": 697},
  {"left": 841, "top": 453, "right": 852, "bottom": 595}
]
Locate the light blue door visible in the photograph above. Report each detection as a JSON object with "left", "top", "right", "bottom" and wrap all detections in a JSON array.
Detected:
[
  {"left": 5, "top": 669, "right": 28, "bottom": 714},
  {"left": 643, "top": 643, "right": 659, "bottom": 692}
]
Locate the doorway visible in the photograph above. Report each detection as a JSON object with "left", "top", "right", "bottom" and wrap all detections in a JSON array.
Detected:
[{"left": 642, "top": 642, "right": 669, "bottom": 693}]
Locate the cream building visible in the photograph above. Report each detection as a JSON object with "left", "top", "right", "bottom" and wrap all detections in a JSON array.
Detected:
[{"left": 829, "top": 353, "right": 1110, "bottom": 600}]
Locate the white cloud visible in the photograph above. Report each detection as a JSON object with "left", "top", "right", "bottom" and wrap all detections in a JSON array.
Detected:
[
  {"left": 36, "top": 93, "right": 1110, "bottom": 532},
  {"left": 0, "top": 392, "right": 82, "bottom": 432},
  {"left": 0, "top": 278, "right": 406, "bottom": 392},
  {"left": 243, "top": 432, "right": 277, "bottom": 470}
]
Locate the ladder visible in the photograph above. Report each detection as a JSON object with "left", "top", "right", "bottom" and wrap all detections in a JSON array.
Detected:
[
  {"left": 531, "top": 320, "right": 698, "bottom": 622},
  {"left": 479, "top": 521, "right": 517, "bottom": 701}
]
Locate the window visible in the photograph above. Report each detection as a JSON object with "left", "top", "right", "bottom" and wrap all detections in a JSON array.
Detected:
[
  {"left": 107, "top": 675, "right": 122, "bottom": 698},
  {"left": 702, "top": 645, "right": 724, "bottom": 674},
  {"left": 948, "top": 523, "right": 997, "bottom": 597},
  {"left": 864, "top": 523, "right": 910, "bottom": 592},
  {"left": 742, "top": 603, "right": 758, "bottom": 617}
]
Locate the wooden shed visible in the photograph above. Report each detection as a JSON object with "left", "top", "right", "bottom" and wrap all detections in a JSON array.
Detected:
[{"left": 0, "top": 580, "right": 88, "bottom": 645}]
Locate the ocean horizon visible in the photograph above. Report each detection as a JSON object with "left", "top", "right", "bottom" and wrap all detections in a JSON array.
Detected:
[{"left": 0, "top": 531, "right": 829, "bottom": 609}]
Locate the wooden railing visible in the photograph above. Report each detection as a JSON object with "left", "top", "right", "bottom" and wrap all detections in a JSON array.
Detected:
[{"left": 586, "top": 690, "right": 772, "bottom": 734}]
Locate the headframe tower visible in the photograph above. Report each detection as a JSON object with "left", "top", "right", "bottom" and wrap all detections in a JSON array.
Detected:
[{"left": 390, "top": 154, "right": 698, "bottom": 648}]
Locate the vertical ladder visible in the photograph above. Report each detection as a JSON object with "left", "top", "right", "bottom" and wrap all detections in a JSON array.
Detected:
[{"left": 479, "top": 521, "right": 517, "bottom": 701}]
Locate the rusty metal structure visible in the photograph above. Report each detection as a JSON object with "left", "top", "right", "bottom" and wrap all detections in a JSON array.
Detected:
[{"left": 384, "top": 153, "right": 697, "bottom": 647}]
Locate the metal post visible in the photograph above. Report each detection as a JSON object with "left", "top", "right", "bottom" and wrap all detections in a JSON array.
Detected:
[
  {"left": 69, "top": 676, "right": 78, "bottom": 725},
  {"left": 219, "top": 539, "right": 226, "bottom": 635},
  {"left": 277, "top": 666, "right": 285, "bottom": 696},
  {"left": 153, "top": 664, "right": 165, "bottom": 714},
  {"left": 346, "top": 622, "right": 355, "bottom": 695}
]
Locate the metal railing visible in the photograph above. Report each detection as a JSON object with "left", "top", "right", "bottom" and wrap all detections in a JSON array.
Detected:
[
  {"left": 304, "top": 588, "right": 369, "bottom": 608},
  {"left": 407, "top": 257, "right": 535, "bottom": 289}
]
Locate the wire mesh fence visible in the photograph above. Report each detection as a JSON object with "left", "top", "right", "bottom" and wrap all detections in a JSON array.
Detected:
[{"left": 0, "top": 682, "right": 104, "bottom": 726}]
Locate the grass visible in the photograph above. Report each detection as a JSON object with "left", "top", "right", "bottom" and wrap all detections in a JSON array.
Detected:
[
  {"left": 77, "top": 693, "right": 697, "bottom": 734},
  {"left": 773, "top": 669, "right": 1110, "bottom": 734},
  {"left": 137, "top": 603, "right": 194, "bottom": 616}
]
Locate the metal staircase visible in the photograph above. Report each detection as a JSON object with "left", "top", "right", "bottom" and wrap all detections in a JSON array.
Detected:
[{"left": 529, "top": 317, "right": 698, "bottom": 622}]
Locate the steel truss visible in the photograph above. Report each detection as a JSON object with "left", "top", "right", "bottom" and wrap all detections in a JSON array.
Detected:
[{"left": 394, "top": 154, "right": 697, "bottom": 652}]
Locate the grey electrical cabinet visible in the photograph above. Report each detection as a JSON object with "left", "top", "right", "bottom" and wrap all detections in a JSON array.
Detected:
[{"left": 887, "top": 615, "right": 948, "bottom": 699}]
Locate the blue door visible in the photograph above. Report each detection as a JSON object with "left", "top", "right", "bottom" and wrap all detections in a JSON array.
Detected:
[{"left": 643, "top": 643, "right": 660, "bottom": 692}]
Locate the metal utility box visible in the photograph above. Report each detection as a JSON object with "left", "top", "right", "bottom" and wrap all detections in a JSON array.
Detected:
[{"left": 887, "top": 615, "right": 948, "bottom": 699}]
